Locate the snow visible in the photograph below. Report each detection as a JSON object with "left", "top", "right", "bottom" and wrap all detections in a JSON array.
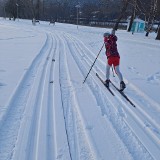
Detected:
[{"left": 0, "top": 18, "right": 160, "bottom": 160}]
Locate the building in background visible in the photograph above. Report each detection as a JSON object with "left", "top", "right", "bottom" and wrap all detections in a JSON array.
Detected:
[{"left": 127, "top": 18, "right": 145, "bottom": 33}]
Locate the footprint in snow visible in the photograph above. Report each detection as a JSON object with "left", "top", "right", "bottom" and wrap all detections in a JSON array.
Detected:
[
  {"left": 0, "top": 82, "right": 6, "bottom": 87},
  {"left": 144, "top": 121, "right": 160, "bottom": 135},
  {"left": 128, "top": 66, "right": 141, "bottom": 76},
  {"left": 147, "top": 72, "right": 160, "bottom": 84},
  {"left": 86, "top": 125, "right": 93, "bottom": 130}
]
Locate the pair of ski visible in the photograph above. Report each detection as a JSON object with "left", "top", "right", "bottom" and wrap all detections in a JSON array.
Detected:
[{"left": 96, "top": 73, "right": 136, "bottom": 108}]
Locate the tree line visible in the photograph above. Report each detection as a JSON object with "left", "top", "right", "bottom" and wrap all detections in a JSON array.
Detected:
[{"left": 0, "top": 0, "right": 160, "bottom": 39}]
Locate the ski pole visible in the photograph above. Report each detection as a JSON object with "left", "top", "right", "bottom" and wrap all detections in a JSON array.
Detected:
[{"left": 83, "top": 43, "right": 105, "bottom": 84}]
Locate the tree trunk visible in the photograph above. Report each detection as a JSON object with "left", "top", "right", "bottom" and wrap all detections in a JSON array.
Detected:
[
  {"left": 36, "top": 0, "right": 40, "bottom": 19},
  {"left": 127, "top": 9, "right": 135, "bottom": 32},
  {"left": 145, "top": 31, "right": 150, "bottom": 37},
  {"left": 156, "top": 26, "right": 160, "bottom": 40},
  {"left": 145, "top": 18, "right": 151, "bottom": 37},
  {"left": 113, "top": 0, "right": 129, "bottom": 31}
]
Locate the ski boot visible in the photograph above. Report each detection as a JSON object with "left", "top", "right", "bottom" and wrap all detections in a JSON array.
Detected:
[
  {"left": 105, "top": 79, "right": 110, "bottom": 87},
  {"left": 120, "top": 81, "right": 126, "bottom": 91}
]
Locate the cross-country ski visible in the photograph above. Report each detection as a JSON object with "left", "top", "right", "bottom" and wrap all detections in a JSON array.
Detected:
[
  {"left": 96, "top": 73, "right": 115, "bottom": 96},
  {"left": 110, "top": 80, "right": 136, "bottom": 108},
  {"left": 96, "top": 73, "right": 136, "bottom": 107}
]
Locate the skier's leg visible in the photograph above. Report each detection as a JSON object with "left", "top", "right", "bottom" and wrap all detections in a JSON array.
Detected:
[
  {"left": 115, "top": 65, "right": 123, "bottom": 82},
  {"left": 105, "top": 64, "right": 111, "bottom": 87},
  {"left": 115, "top": 65, "right": 126, "bottom": 91},
  {"left": 106, "top": 64, "right": 111, "bottom": 80}
]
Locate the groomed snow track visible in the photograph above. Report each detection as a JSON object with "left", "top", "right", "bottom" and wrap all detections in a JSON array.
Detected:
[{"left": 0, "top": 26, "right": 159, "bottom": 160}]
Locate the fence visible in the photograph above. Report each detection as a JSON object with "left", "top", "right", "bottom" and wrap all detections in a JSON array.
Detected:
[{"left": 57, "top": 18, "right": 128, "bottom": 30}]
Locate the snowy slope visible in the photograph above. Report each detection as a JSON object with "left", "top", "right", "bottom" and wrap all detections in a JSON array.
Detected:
[{"left": 0, "top": 19, "right": 160, "bottom": 160}]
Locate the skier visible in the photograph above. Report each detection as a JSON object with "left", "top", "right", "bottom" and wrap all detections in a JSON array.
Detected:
[{"left": 103, "top": 31, "right": 126, "bottom": 91}]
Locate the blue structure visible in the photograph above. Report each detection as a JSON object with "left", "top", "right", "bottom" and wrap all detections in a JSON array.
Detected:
[{"left": 127, "top": 18, "right": 145, "bottom": 33}]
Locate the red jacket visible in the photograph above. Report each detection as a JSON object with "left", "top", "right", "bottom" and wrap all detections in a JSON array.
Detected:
[{"left": 104, "top": 34, "right": 120, "bottom": 59}]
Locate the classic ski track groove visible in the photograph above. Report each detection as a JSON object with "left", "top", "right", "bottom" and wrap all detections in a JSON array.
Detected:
[
  {"left": 17, "top": 32, "right": 56, "bottom": 160},
  {"left": 65, "top": 32, "right": 160, "bottom": 135},
  {"left": 57, "top": 32, "right": 96, "bottom": 160},
  {"left": 63, "top": 32, "right": 160, "bottom": 159},
  {"left": 0, "top": 33, "right": 55, "bottom": 159},
  {"left": 0, "top": 24, "right": 159, "bottom": 160},
  {"left": 63, "top": 33, "right": 148, "bottom": 159},
  {"left": 57, "top": 33, "right": 74, "bottom": 160}
]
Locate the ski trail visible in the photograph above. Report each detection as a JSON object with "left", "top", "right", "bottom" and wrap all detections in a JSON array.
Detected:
[
  {"left": 1, "top": 22, "right": 159, "bottom": 160},
  {"left": 57, "top": 33, "right": 73, "bottom": 160},
  {"left": 0, "top": 31, "right": 63, "bottom": 160},
  {"left": 64, "top": 32, "right": 159, "bottom": 126},
  {"left": 46, "top": 36, "right": 57, "bottom": 160},
  {"left": 0, "top": 32, "right": 50, "bottom": 160},
  {"left": 61, "top": 33, "right": 133, "bottom": 159},
  {"left": 29, "top": 34, "right": 54, "bottom": 160},
  {"left": 63, "top": 32, "right": 156, "bottom": 159},
  {"left": 23, "top": 32, "right": 58, "bottom": 160},
  {"left": 69, "top": 32, "right": 160, "bottom": 159},
  {"left": 64, "top": 32, "right": 106, "bottom": 73},
  {"left": 56, "top": 32, "right": 96, "bottom": 160}
]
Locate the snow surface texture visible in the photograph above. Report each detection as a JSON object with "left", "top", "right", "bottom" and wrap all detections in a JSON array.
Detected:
[{"left": 0, "top": 18, "right": 160, "bottom": 160}]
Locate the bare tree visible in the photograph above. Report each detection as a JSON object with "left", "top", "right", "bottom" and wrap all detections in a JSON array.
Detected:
[
  {"left": 113, "top": 0, "right": 130, "bottom": 32},
  {"left": 127, "top": 0, "right": 148, "bottom": 32},
  {"left": 156, "top": 0, "right": 160, "bottom": 39},
  {"left": 20, "top": 0, "right": 36, "bottom": 19},
  {"left": 5, "top": 0, "right": 17, "bottom": 20},
  {"left": 144, "top": 0, "right": 158, "bottom": 36},
  {"left": 82, "top": 2, "right": 99, "bottom": 22},
  {"left": 34, "top": 0, "right": 44, "bottom": 19},
  {"left": 127, "top": 0, "right": 137, "bottom": 32}
]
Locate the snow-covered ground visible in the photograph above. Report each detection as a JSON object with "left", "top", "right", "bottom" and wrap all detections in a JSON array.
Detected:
[{"left": 0, "top": 18, "right": 160, "bottom": 160}]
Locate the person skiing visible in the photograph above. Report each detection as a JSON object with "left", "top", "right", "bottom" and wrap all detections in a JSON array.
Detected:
[{"left": 103, "top": 31, "right": 126, "bottom": 91}]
